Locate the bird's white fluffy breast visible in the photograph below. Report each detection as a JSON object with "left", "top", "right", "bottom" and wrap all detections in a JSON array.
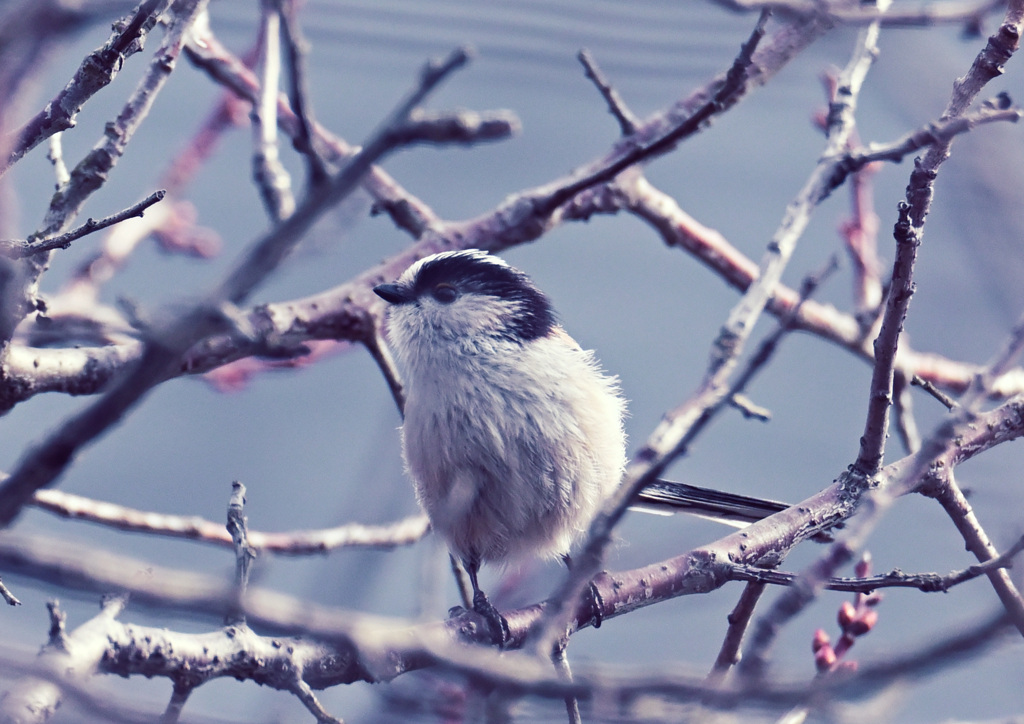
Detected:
[{"left": 389, "top": 304, "right": 626, "bottom": 564}]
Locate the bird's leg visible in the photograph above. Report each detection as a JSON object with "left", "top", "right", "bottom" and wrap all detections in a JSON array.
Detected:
[
  {"left": 562, "top": 555, "right": 603, "bottom": 629},
  {"left": 466, "top": 556, "right": 510, "bottom": 647},
  {"left": 450, "top": 554, "right": 473, "bottom": 609}
]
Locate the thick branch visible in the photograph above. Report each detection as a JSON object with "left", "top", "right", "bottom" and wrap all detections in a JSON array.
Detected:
[{"left": 0, "top": 526, "right": 1014, "bottom": 714}]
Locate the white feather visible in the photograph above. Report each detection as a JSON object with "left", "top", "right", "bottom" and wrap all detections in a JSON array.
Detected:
[{"left": 383, "top": 252, "right": 626, "bottom": 566}]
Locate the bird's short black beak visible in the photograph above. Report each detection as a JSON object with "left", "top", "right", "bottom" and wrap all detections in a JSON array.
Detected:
[{"left": 373, "top": 283, "right": 411, "bottom": 305}]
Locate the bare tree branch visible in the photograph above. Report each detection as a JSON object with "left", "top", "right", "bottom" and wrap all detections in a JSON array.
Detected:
[
  {"left": 384, "top": 108, "right": 520, "bottom": 146},
  {"left": 853, "top": 169, "right": 924, "bottom": 477},
  {"left": 0, "top": 190, "right": 166, "bottom": 258},
  {"left": 183, "top": 27, "right": 445, "bottom": 238},
  {"left": 709, "top": 0, "right": 1007, "bottom": 27},
  {"left": 577, "top": 49, "right": 640, "bottom": 135},
  {"left": 739, "top": 0, "right": 1024, "bottom": 675},
  {"left": 726, "top": 534, "right": 1024, "bottom": 592},
  {"left": 278, "top": 0, "right": 329, "bottom": 186},
  {"left": 0, "top": 0, "right": 171, "bottom": 175},
  {"left": 706, "top": 581, "right": 768, "bottom": 682},
  {"left": 251, "top": 0, "right": 295, "bottom": 222},
  {"left": 0, "top": 0, "right": 208, "bottom": 363},
  {"left": 924, "top": 470, "right": 1024, "bottom": 632},
  {"left": 30, "top": 486, "right": 429, "bottom": 553},
  {"left": 0, "top": 2, "right": 1022, "bottom": 719},
  {"left": 0, "top": 46, "right": 477, "bottom": 529},
  {"left": 531, "top": 9, "right": 782, "bottom": 654},
  {"left": 0, "top": 577, "right": 19, "bottom": 606}
]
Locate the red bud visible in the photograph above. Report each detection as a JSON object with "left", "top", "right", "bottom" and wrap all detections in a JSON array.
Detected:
[
  {"left": 838, "top": 600, "right": 857, "bottom": 630},
  {"left": 855, "top": 552, "right": 873, "bottom": 579},
  {"left": 815, "top": 645, "right": 837, "bottom": 672},
  {"left": 849, "top": 608, "right": 878, "bottom": 637},
  {"left": 812, "top": 628, "right": 831, "bottom": 652}
]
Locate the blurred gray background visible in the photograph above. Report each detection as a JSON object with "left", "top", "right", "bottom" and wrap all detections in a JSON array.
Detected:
[{"left": 2, "top": 1, "right": 1023, "bottom": 721}]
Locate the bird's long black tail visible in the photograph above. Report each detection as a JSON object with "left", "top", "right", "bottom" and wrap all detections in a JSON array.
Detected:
[{"left": 633, "top": 479, "right": 788, "bottom": 527}]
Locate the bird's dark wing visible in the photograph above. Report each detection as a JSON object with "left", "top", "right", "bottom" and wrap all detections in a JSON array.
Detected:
[{"left": 632, "top": 479, "right": 789, "bottom": 527}]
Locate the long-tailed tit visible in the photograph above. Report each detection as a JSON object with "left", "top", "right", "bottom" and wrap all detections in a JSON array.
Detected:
[{"left": 374, "top": 249, "right": 785, "bottom": 643}]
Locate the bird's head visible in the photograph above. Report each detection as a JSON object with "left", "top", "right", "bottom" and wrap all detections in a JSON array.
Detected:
[{"left": 374, "top": 250, "right": 555, "bottom": 353}]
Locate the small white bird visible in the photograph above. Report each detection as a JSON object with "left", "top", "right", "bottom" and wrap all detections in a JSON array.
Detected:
[{"left": 374, "top": 249, "right": 785, "bottom": 643}]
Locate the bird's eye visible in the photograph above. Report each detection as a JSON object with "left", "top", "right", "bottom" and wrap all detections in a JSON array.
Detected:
[{"left": 431, "top": 283, "right": 458, "bottom": 304}]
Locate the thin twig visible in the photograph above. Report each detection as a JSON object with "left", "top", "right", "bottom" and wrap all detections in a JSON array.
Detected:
[
  {"left": 278, "top": 0, "right": 329, "bottom": 186},
  {"left": 0, "top": 0, "right": 206, "bottom": 355},
  {"left": 30, "top": 487, "right": 429, "bottom": 553},
  {"left": 709, "top": 5, "right": 879, "bottom": 379},
  {"left": 252, "top": 0, "right": 295, "bottom": 222},
  {"left": 910, "top": 374, "right": 957, "bottom": 410},
  {"left": 707, "top": 581, "right": 768, "bottom": 682},
  {"left": 552, "top": 645, "right": 582, "bottom": 724},
  {"left": 726, "top": 534, "right": 1024, "bottom": 593},
  {"left": 818, "top": 68, "right": 883, "bottom": 323},
  {"left": 290, "top": 678, "right": 345, "bottom": 724},
  {"left": 530, "top": 11, "right": 777, "bottom": 654},
  {"left": 363, "top": 334, "right": 405, "bottom": 413},
  {"left": 924, "top": 470, "right": 1024, "bottom": 634},
  {"left": 0, "top": 0, "right": 171, "bottom": 175},
  {"left": 708, "top": 0, "right": 1005, "bottom": 27},
  {"left": 847, "top": 98, "right": 1021, "bottom": 167},
  {"left": 725, "top": 254, "right": 840, "bottom": 411},
  {"left": 160, "top": 680, "right": 194, "bottom": 724},
  {"left": 853, "top": 185, "right": 922, "bottom": 477},
  {"left": 0, "top": 46, "right": 474, "bottom": 529},
  {"left": 0, "top": 577, "right": 20, "bottom": 606},
  {"left": 37, "top": 0, "right": 205, "bottom": 240},
  {"left": 893, "top": 372, "right": 922, "bottom": 454},
  {"left": 184, "top": 27, "right": 446, "bottom": 238},
  {"left": 971, "top": 303, "right": 1024, "bottom": 395},
  {"left": 215, "top": 45, "right": 473, "bottom": 307},
  {"left": 385, "top": 109, "right": 520, "bottom": 146},
  {"left": 620, "top": 172, "right": 1024, "bottom": 399},
  {"left": 225, "top": 481, "right": 256, "bottom": 626},
  {"left": 533, "top": 10, "right": 776, "bottom": 222},
  {"left": 577, "top": 49, "right": 639, "bottom": 135},
  {"left": 728, "top": 393, "right": 772, "bottom": 421},
  {"left": 0, "top": 190, "right": 166, "bottom": 258}
]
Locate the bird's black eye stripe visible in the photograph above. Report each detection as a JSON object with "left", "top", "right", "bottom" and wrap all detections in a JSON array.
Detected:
[{"left": 413, "top": 252, "right": 555, "bottom": 340}]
